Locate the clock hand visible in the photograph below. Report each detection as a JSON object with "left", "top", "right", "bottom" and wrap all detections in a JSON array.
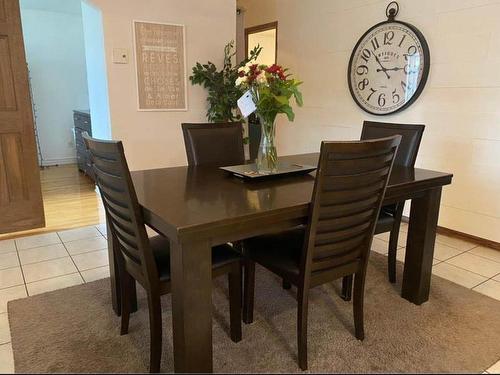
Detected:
[
  {"left": 377, "top": 66, "right": 404, "bottom": 73},
  {"left": 374, "top": 55, "right": 391, "bottom": 79}
]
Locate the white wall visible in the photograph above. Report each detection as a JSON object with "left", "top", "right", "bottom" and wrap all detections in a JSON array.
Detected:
[
  {"left": 81, "top": 1, "right": 111, "bottom": 140},
  {"left": 86, "top": 0, "right": 236, "bottom": 171},
  {"left": 20, "top": 4, "right": 90, "bottom": 166},
  {"left": 248, "top": 29, "right": 276, "bottom": 65},
  {"left": 238, "top": 0, "right": 500, "bottom": 243}
]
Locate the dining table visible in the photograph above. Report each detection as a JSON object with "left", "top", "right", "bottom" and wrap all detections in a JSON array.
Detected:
[{"left": 106, "top": 153, "right": 453, "bottom": 373}]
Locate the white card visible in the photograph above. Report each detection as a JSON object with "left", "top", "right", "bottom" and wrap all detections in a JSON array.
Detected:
[{"left": 237, "top": 90, "right": 256, "bottom": 118}]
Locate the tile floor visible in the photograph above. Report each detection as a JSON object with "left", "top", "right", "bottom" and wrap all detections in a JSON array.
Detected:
[
  {"left": 0, "top": 224, "right": 110, "bottom": 373},
  {"left": 0, "top": 223, "right": 499, "bottom": 373}
]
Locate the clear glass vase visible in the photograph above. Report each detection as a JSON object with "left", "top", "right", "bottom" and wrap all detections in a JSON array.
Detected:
[{"left": 256, "top": 115, "right": 278, "bottom": 174}]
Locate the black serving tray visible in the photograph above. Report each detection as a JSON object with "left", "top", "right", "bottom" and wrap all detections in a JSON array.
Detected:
[{"left": 220, "top": 162, "right": 317, "bottom": 180}]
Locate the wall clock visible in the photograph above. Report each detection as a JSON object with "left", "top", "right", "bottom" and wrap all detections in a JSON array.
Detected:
[{"left": 348, "top": 2, "right": 430, "bottom": 115}]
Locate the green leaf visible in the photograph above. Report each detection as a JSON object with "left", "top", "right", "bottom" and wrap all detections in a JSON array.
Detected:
[
  {"left": 281, "top": 105, "right": 295, "bottom": 122},
  {"left": 292, "top": 87, "right": 303, "bottom": 107},
  {"left": 275, "top": 95, "right": 289, "bottom": 105}
]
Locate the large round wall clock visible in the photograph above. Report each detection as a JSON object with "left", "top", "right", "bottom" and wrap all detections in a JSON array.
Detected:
[{"left": 348, "top": 2, "right": 430, "bottom": 115}]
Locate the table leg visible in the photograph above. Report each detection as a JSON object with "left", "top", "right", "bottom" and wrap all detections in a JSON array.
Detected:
[
  {"left": 401, "top": 187, "right": 442, "bottom": 305},
  {"left": 170, "top": 238, "right": 213, "bottom": 373},
  {"left": 107, "top": 220, "right": 137, "bottom": 316}
]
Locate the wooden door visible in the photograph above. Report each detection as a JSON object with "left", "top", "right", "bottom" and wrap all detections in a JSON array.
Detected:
[{"left": 0, "top": 0, "right": 44, "bottom": 234}]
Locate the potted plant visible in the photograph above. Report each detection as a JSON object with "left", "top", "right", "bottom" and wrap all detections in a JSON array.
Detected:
[
  {"left": 235, "top": 63, "right": 303, "bottom": 173},
  {"left": 189, "top": 41, "right": 261, "bottom": 123}
]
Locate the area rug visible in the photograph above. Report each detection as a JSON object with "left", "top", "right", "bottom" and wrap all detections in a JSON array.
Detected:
[{"left": 8, "top": 253, "right": 500, "bottom": 373}]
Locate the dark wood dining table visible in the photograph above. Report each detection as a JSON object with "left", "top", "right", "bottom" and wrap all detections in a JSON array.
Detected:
[{"left": 106, "top": 153, "right": 452, "bottom": 373}]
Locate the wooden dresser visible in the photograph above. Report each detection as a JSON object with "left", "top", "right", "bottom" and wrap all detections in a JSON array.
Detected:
[{"left": 73, "top": 110, "right": 93, "bottom": 180}]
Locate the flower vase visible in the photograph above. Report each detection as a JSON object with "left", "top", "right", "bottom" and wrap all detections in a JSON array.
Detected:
[{"left": 256, "top": 116, "right": 278, "bottom": 174}]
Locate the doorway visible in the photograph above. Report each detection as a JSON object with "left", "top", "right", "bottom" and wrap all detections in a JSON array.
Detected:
[
  {"left": 244, "top": 21, "right": 278, "bottom": 160},
  {"left": 0, "top": 0, "right": 110, "bottom": 239},
  {"left": 245, "top": 21, "right": 278, "bottom": 65}
]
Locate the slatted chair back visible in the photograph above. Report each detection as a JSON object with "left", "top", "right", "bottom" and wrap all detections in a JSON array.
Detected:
[
  {"left": 82, "top": 133, "right": 158, "bottom": 287},
  {"left": 301, "top": 136, "right": 401, "bottom": 280},
  {"left": 361, "top": 121, "right": 424, "bottom": 167},
  {"left": 182, "top": 122, "right": 245, "bottom": 167}
]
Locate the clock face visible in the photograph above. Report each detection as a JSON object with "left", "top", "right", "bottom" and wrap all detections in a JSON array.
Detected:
[{"left": 348, "top": 21, "right": 430, "bottom": 115}]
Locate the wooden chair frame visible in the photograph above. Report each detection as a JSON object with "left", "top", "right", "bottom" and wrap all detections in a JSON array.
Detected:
[
  {"left": 243, "top": 136, "right": 401, "bottom": 370},
  {"left": 83, "top": 133, "right": 242, "bottom": 373}
]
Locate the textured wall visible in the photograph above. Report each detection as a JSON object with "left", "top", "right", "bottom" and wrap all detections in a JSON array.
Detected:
[
  {"left": 238, "top": 0, "right": 500, "bottom": 242},
  {"left": 88, "top": 0, "right": 236, "bottom": 171}
]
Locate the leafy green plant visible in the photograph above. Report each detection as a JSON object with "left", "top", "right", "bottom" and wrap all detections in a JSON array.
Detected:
[{"left": 189, "top": 41, "right": 261, "bottom": 123}]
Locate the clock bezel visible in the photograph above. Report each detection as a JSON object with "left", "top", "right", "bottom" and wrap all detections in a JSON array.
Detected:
[{"left": 347, "top": 19, "right": 431, "bottom": 116}]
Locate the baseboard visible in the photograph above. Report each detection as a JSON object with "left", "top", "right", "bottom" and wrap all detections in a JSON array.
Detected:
[
  {"left": 40, "top": 157, "right": 77, "bottom": 167},
  {"left": 401, "top": 216, "right": 500, "bottom": 251}
]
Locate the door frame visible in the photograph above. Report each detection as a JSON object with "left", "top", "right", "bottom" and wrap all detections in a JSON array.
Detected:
[{"left": 244, "top": 21, "right": 278, "bottom": 64}]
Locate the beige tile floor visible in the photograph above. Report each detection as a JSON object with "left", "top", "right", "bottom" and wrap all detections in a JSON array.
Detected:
[{"left": 0, "top": 223, "right": 499, "bottom": 373}]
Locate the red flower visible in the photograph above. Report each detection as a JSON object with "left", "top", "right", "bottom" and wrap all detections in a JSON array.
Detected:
[
  {"left": 264, "top": 64, "right": 286, "bottom": 80},
  {"left": 265, "top": 65, "right": 275, "bottom": 74},
  {"left": 238, "top": 71, "right": 245, "bottom": 77},
  {"left": 266, "top": 64, "right": 281, "bottom": 74}
]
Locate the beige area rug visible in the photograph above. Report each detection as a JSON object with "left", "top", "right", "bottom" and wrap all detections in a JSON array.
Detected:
[{"left": 8, "top": 253, "right": 500, "bottom": 373}]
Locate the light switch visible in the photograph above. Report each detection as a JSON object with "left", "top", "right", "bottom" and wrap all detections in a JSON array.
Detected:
[{"left": 113, "top": 48, "right": 129, "bottom": 64}]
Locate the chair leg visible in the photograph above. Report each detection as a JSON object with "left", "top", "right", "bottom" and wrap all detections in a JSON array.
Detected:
[
  {"left": 388, "top": 203, "right": 405, "bottom": 284},
  {"left": 297, "top": 286, "right": 309, "bottom": 371},
  {"left": 388, "top": 229, "right": 399, "bottom": 283},
  {"left": 147, "top": 292, "right": 162, "bottom": 373},
  {"left": 120, "top": 270, "right": 132, "bottom": 335},
  {"left": 282, "top": 279, "right": 292, "bottom": 290},
  {"left": 353, "top": 272, "right": 365, "bottom": 341},
  {"left": 240, "top": 262, "right": 244, "bottom": 307},
  {"left": 341, "top": 275, "right": 353, "bottom": 301},
  {"left": 243, "top": 259, "right": 255, "bottom": 324},
  {"left": 228, "top": 263, "right": 242, "bottom": 343}
]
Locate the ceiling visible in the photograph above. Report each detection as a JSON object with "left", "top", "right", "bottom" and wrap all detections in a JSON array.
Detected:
[{"left": 20, "top": 0, "right": 82, "bottom": 15}]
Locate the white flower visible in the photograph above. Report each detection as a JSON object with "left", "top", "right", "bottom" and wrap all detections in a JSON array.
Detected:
[
  {"left": 235, "top": 76, "right": 247, "bottom": 86},
  {"left": 255, "top": 71, "right": 267, "bottom": 84},
  {"left": 238, "top": 63, "right": 252, "bottom": 74}
]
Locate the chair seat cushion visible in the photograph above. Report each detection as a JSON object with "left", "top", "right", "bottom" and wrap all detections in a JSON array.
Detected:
[
  {"left": 374, "top": 210, "right": 396, "bottom": 235},
  {"left": 243, "top": 228, "right": 305, "bottom": 282},
  {"left": 149, "top": 235, "right": 240, "bottom": 282}
]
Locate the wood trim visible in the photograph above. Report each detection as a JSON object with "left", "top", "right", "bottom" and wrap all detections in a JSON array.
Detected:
[
  {"left": 245, "top": 21, "right": 278, "bottom": 64},
  {"left": 437, "top": 226, "right": 500, "bottom": 251},
  {"left": 402, "top": 216, "right": 500, "bottom": 251}
]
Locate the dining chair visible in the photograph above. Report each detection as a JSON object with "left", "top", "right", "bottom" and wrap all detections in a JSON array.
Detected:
[
  {"left": 181, "top": 122, "right": 245, "bottom": 167},
  {"left": 341, "top": 121, "right": 425, "bottom": 300},
  {"left": 242, "top": 136, "right": 401, "bottom": 370},
  {"left": 182, "top": 121, "right": 246, "bottom": 269},
  {"left": 83, "top": 133, "right": 242, "bottom": 373}
]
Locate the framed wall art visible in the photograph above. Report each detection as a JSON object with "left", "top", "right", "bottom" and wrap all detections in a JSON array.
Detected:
[{"left": 133, "top": 20, "right": 188, "bottom": 111}]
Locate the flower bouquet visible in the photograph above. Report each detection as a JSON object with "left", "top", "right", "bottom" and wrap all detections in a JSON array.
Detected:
[{"left": 236, "top": 63, "right": 303, "bottom": 173}]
